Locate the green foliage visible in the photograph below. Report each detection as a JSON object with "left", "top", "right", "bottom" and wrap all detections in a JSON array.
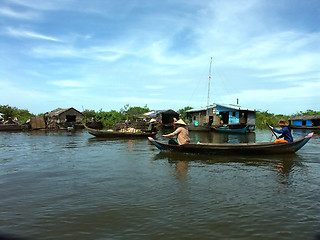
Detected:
[
  {"left": 3, "top": 104, "right": 318, "bottom": 130},
  {"left": 83, "top": 109, "right": 97, "bottom": 120},
  {"left": 256, "top": 109, "right": 320, "bottom": 129},
  {"left": 255, "top": 111, "right": 289, "bottom": 129},
  {"left": 177, "top": 106, "right": 193, "bottom": 121},
  {"left": 0, "top": 105, "right": 34, "bottom": 123},
  {"left": 120, "top": 104, "right": 150, "bottom": 116},
  {"left": 293, "top": 109, "right": 320, "bottom": 116},
  {"left": 83, "top": 104, "right": 150, "bottom": 129},
  {"left": 95, "top": 110, "right": 126, "bottom": 128}
]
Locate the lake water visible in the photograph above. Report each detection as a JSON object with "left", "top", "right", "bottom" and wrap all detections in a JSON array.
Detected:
[{"left": 0, "top": 129, "right": 319, "bottom": 240}]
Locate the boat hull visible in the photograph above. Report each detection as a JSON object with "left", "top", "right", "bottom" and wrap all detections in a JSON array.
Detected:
[
  {"left": 148, "top": 132, "right": 314, "bottom": 155},
  {"left": 86, "top": 126, "right": 156, "bottom": 138},
  {"left": 212, "top": 126, "right": 248, "bottom": 133},
  {"left": 188, "top": 125, "right": 211, "bottom": 131},
  {"left": 0, "top": 124, "right": 23, "bottom": 131}
]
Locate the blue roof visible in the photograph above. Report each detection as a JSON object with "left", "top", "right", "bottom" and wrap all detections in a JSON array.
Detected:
[{"left": 185, "top": 103, "right": 255, "bottom": 113}]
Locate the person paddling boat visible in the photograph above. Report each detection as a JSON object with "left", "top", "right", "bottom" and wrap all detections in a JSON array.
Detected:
[
  {"left": 269, "top": 118, "right": 293, "bottom": 143},
  {"left": 163, "top": 119, "right": 190, "bottom": 145}
]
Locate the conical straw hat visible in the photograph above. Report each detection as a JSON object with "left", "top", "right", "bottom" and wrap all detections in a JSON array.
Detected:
[{"left": 175, "top": 119, "right": 186, "bottom": 126}]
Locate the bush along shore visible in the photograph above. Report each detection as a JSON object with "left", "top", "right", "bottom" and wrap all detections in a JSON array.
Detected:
[{"left": 1, "top": 104, "right": 319, "bottom": 130}]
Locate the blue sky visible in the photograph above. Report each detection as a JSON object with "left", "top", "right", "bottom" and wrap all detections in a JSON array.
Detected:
[{"left": 1, "top": 0, "right": 319, "bottom": 115}]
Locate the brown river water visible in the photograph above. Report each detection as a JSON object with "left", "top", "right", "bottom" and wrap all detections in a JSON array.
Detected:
[{"left": 0, "top": 129, "right": 319, "bottom": 240}]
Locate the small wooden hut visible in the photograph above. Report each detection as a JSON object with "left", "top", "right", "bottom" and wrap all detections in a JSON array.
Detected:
[
  {"left": 143, "top": 109, "right": 179, "bottom": 128},
  {"left": 45, "top": 107, "right": 84, "bottom": 129}
]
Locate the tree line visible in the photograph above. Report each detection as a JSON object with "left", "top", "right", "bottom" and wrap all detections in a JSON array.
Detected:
[{"left": 1, "top": 104, "right": 319, "bottom": 129}]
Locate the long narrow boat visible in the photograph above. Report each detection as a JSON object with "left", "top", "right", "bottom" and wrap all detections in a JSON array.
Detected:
[
  {"left": 85, "top": 126, "right": 156, "bottom": 138},
  {"left": 0, "top": 124, "right": 23, "bottom": 131},
  {"left": 212, "top": 126, "right": 248, "bottom": 133},
  {"left": 148, "top": 132, "right": 314, "bottom": 155}
]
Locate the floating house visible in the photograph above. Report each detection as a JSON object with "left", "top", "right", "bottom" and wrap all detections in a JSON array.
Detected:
[
  {"left": 289, "top": 115, "right": 320, "bottom": 129},
  {"left": 143, "top": 109, "right": 179, "bottom": 128},
  {"left": 186, "top": 103, "right": 256, "bottom": 132},
  {"left": 45, "top": 107, "right": 84, "bottom": 129}
]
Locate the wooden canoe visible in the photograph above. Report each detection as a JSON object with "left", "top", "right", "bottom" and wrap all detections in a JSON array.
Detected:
[
  {"left": 0, "top": 124, "right": 23, "bottom": 131},
  {"left": 148, "top": 132, "right": 314, "bottom": 155},
  {"left": 85, "top": 126, "right": 156, "bottom": 138},
  {"left": 212, "top": 126, "right": 248, "bottom": 133}
]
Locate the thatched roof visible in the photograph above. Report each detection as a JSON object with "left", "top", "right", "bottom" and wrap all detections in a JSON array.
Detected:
[{"left": 48, "top": 107, "right": 83, "bottom": 117}]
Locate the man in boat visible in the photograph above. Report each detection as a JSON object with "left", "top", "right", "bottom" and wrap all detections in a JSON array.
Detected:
[
  {"left": 146, "top": 119, "right": 157, "bottom": 133},
  {"left": 270, "top": 118, "right": 293, "bottom": 143},
  {"left": 163, "top": 119, "right": 190, "bottom": 145}
]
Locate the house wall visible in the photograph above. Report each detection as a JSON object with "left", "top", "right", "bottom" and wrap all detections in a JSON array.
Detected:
[
  {"left": 216, "top": 106, "right": 256, "bottom": 125},
  {"left": 228, "top": 112, "right": 239, "bottom": 124},
  {"left": 188, "top": 111, "right": 207, "bottom": 125},
  {"left": 247, "top": 112, "right": 256, "bottom": 125},
  {"left": 58, "top": 109, "right": 83, "bottom": 122},
  {"left": 292, "top": 119, "right": 312, "bottom": 127},
  {"left": 187, "top": 106, "right": 256, "bottom": 127}
]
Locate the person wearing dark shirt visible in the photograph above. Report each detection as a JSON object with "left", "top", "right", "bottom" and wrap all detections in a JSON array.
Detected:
[
  {"left": 146, "top": 119, "right": 157, "bottom": 133},
  {"left": 270, "top": 118, "right": 293, "bottom": 143}
]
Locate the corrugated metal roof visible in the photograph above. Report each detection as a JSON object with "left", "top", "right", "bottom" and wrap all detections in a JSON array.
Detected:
[
  {"left": 185, "top": 103, "right": 256, "bottom": 113},
  {"left": 216, "top": 103, "right": 256, "bottom": 112},
  {"left": 289, "top": 115, "right": 320, "bottom": 120},
  {"left": 185, "top": 107, "right": 208, "bottom": 113},
  {"left": 143, "top": 109, "right": 178, "bottom": 117}
]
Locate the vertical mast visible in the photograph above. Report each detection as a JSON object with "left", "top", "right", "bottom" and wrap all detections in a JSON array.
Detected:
[{"left": 207, "top": 57, "right": 213, "bottom": 108}]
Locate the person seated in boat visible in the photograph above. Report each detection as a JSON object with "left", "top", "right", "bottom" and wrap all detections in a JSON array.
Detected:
[
  {"left": 146, "top": 119, "right": 157, "bottom": 133},
  {"left": 5, "top": 117, "right": 14, "bottom": 124},
  {"left": 270, "top": 118, "right": 293, "bottom": 143},
  {"left": 163, "top": 119, "right": 190, "bottom": 145}
]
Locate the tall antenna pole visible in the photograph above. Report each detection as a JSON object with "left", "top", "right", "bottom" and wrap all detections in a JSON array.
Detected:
[{"left": 207, "top": 57, "right": 213, "bottom": 108}]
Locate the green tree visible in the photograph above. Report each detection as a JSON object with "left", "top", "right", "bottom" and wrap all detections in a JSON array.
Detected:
[
  {"left": 177, "top": 106, "right": 193, "bottom": 121},
  {"left": 83, "top": 109, "right": 97, "bottom": 120},
  {"left": 121, "top": 104, "right": 150, "bottom": 116},
  {"left": 0, "top": 105, "right": 33, "bottom": 123},
  {"left": 95, "top": 109, "right": 126, "bottom": 129},
  {"left": 255, "top": 111, "right": 289, "bottom": 129},
  {"left": 292, "top": 109, "right": 320, "bottom": 116}
]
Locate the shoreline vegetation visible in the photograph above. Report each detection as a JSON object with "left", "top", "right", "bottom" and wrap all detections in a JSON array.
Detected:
[{"left": 1, "top": 104, "right": 319, "bottom": 130}]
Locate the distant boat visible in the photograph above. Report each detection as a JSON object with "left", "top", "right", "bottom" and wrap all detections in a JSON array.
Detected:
[
  {"left": 0, "top": 124, "right": 23, "bottom": 131},
  {"left": 85, "top": 126, "right": 156, "bottom": 138},
  {"left": 148, "top": 132, "right": 314, "bottom": 155},
  {"left": 188, "top": 124, "right": 211, "bottom": 132},
  {"left": 212, "top": 126, "right": 248, "bottom": 133}
]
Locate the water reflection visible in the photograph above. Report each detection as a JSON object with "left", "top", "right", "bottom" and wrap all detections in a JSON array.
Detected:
[
  {"left": 274, "top": 154, "right": 306, "bottom": 185},
  {"left": 152, "top": 150, "right": 306, "bottom": 185},
  {"left": 190, "top": 131, "right": 256, "bottom": 144},
  {"left": 174, "top": 160, "right": 189, "bottom": 181}
]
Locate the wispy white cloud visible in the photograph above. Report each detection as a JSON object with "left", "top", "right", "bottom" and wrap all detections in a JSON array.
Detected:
[
  {"left": 48, "top": 80, "right": 87, "bottom": 88},
  {"left": 225, "top": 31, "right": 320, "bottom": 73},
  {"left": 0, "top": 80, "right": 55, "bottom": 103},
  {"left": 219, "top": 80, "right": 320, "bottom": 113},
  {"left": 8, "top": 0, "right": 73, "bottom": 11},
  {"left": 0, "top": 7, "right": 40, "bottom": 20},
  {"left": 31, "top": 44, "right": 128, "bottom": 61},
  {"left": 145, "top": 86, "right": 165, "bottom": 90},
  {"left": 1, "top": 0, "right": 319, "bottom": 114},
  {"left": 5, "top": 27, "right": 62, "bottom": 42}
]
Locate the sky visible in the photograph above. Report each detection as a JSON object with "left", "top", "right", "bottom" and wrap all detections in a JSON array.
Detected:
[{"left": 1, "top": 0, "right": 319, "bottom": 115}]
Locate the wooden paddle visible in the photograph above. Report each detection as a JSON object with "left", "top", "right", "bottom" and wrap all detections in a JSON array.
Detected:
[{"left": 265, "top": 120, "right": 278, "bottom": 139}]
